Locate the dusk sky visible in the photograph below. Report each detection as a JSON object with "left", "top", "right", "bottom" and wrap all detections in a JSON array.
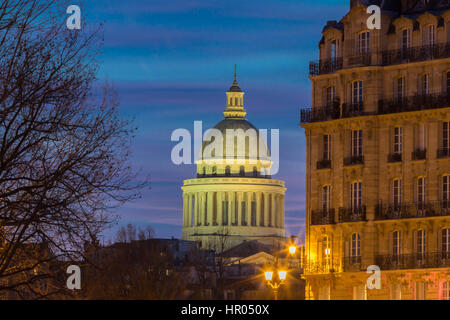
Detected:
[{"left": 83, "top": 0, "right": 349, "bottom": 241}]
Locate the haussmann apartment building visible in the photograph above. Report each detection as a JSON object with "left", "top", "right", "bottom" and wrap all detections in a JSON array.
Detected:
[{"left": 300, "top": 0, "right": 450, "bottom": 300}]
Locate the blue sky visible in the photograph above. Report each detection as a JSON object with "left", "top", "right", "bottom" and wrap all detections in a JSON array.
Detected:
[{"left": 82, "top": 0, "right": 349, "bottom": 241}]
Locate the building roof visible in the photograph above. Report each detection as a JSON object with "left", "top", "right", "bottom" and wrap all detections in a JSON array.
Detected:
[{"left": 222, "top": 240, "right": 273, "bottom": 258}]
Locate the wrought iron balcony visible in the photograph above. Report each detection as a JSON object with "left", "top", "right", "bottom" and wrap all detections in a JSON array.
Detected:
[
  {"left": 387, "top": 153, "right": 402, "bottom": 163},
  {"left": 317, "top": 159, "right": 331, "bottom": 170},
  {"left": 347, "top": 53, "right": 372, "bottom": 67},
  {"left": 378, "top": 93, "right": 450, "bottom": 115},
  {"left": 343, "top": 256, "right": 363, "bottom": 272},
  {"left": 303, "top": 258, "right": 341, "bottom": 274},
  {"left": 437, "top": 148, "right": 450, "bottom": 159},
  {"left": 375, "top": 252, "right": 450, "bottom": 270},
  {"left": 381, "top": 43, "right": 450, "bottom": 66},
  {"left": 338, "top": 206, "right": 366, "bottom": 223},
  {"left": 344, "top": 155, "right": 364, "bottom": 166},
  {"left": 375, "top": 201, "right": 450, "bottom": 220},
  {"left": 412, "top": 149, "right": 427, "bottom": 161},
  {"left": 300, "top": 101, "right": 341, "bottom": 123},
  {"left": 311, "top": 209, "right": 335, "bottom": 225},
  {"left": 309, "top": 58, "right": 343, "bottom": 76}
]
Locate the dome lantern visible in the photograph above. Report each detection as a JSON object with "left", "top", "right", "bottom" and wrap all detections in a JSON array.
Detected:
[{"left": 224, "top": 65, "right": 246, "bottom": 119}]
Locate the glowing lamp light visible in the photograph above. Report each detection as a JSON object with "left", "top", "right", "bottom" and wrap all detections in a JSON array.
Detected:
[
  {"left": 264, "top": 271, "right": 273, "bottom": 281},
  {"left": 289, "top": 245, "right": 297, "bottom": 255},
  {"left": 325, "top": 248, "right": 331, "bottom": 255},
  {"left": 278, "top": 270, "right": 287, "bottom": 281}
]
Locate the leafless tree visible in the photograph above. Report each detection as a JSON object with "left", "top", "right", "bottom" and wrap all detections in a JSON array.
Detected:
[{"left": 0, "top": 0, "right": 147, "bottom": 298}]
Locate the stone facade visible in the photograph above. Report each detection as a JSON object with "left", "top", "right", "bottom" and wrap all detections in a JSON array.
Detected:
[{"left": 301, "top": 0, "right": 450, "bottom": 300}]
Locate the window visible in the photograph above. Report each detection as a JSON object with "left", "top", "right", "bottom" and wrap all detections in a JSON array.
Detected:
[
  {"left": 212, "top": 166, "right": 217, "bottom": 176},
  {"left": 443, "top": 281, "right": 450, "bottom": 300},
  {"left": 444, "top": 122, "right": 450, "bottom": 151},
  {"left": 393, "top": 179, "right": 402, "bottom": 208},
  {"left": 417, "top": 177, "right": 426, "bottom": 207},
  {"left": 253, "top": 167, "right": 258, "bottom": 177},
  {"left": 447, "top": 72, "right": 450, "bottom": 94},
  {"left": 351, "top": 233, "right": 361, "bottom": 257},
  {"left": 326, "top": 86, "right": 335, "bottom": 105},
  {"left": 225, "top": 166, "right": 230, "bottom": 176},
  {"left": 239, "top": 166, "right": 245, "bottom": 176},
  {"left": 417, "top": 229, "right": 426, "bottom": 256},
  {"left": 442, "top": 228, "right": 450, "bottom": 254},
  {"left": 322, "top": 185, "right": 331, "bottom": 211},
  {"left": 444, "top": 176, "right": 450, "bottom": 208},
  {"left": 421, "top": 74, "right": 429, "bottom": 95},
  {"left": 352, "top": 130, "right": 363, "bottom": 157},
  {"left": 331, "top": 40, "right": 337, "bottom": 60},
  {"left": 393, "top": 127, "right": 403, "bottom": 155},
  {"left": 423, "top": 25, "right": 435, "bottom": 46},
  {"left": 357, "top": 31, "right": 370, "bottom": 54},
  {"left": 397, "top": 77, "right": 405, "bottom": 100},
  {"left": 393, "top": 230, "right": 401, "bottom": 256},
  {"left": 401, "top": 29, "right": 411, "bottom": 51},
  {"left": 416, "top": 282, "right": 427, "bottom": 300},
  {"left": 351, "top": 182, "right": 362, "bottom": 211},
  {"left": 323, "top": 135, "right": 332, "bottom": 161},
  {"left": 352, "top": 81, "right": 363, "bottom": 104},
  {"left": 322, "top": 236, "right": 330, "bottom": 263}
]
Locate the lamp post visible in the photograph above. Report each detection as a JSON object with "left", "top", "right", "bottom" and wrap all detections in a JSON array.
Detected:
[
  {"left": 288, "top": 235, "right": 305, "bottom": 271},
  {"left": 264, "top": 268, "right": 287, "bottom": 300}
]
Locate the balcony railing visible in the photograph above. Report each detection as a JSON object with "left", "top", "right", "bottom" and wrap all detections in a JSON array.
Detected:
[
  {"left": 381, "top": 43, "right": 450, "bottom": 66},
  {"left": 437, "top": 148, "right": 450, "bottom": 159},
  {"left": 375, "top": 252, "right": 450, "bottom": 270},
  {"left": 375, "top": 201, "right": 450, "bottom": 220},
  {"left": 347, "top": 53, "right": 372, "bottom": 67},
  {"left": 300, "top": 101, "right": 341, "bottom": 123},
  {"left": 343, "top": 256, "right": 363, "bottom": 272},
  {"left": 412, "top": 149, "right": 427, "bottom": 161},
  {"left": 388, "top": 153, "right": 402, "bottom": 163},
  {"left": 317, "top": 159, "right": 331, "bottom": 170},
  {"left": 378, "top": 93, "right": 450, "bottom": 115},
  {"left": 339, "top": 206, "right": 366, "bottom": 223},
  {"left": 344, "top": 155, "right": 364, "bottom": 166},
  {"left": 311, "top": 209, "right": 335, "bottom": 225},
  {"left": 309, "top": 58, "right": 343, "bottom": 76},
  {"left": 304, "top": 258, "right": 341, "bottom": 274}
]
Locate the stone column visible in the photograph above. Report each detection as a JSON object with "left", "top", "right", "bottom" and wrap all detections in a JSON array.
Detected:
[
  {"left": 188, "top": 194, "right": 193, "bottom": 227},
  {"left": 182, "top": 194, "right": 187, "bottom": 227},
  {"left": 199, "top": 192, "right": 205, "bottom": 226},
  {"left": 264, "top": 193, "right": 270, "bottom": 227},
  {"left": 207, "top": 192, "right": 213, "bottom": 226},
  {"left": 230, "top": 192, "right": 236, "bottom": 225},
  {"left": 271, "top": 194, "right": 276, "bottom": 227},
  {"left": 256, "top": 192, "right": 261, "bottom": 226},
  {"left": 280, "top": 195, "right": 285, "bottom": 228},
  {"left": 217, "top": 192, "right": 223, "bottom": 226},
  {"left": 195, "top": 193, "right": 200, "bottom": 226},
  {"left": 246, "top": 192, "right": 251, "bottom": 226}
]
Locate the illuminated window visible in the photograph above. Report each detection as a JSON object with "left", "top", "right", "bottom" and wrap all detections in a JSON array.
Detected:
[
  {"left": 351, "top": 233, "right": 361, "bottom": 257},
  {"left": 442, "top": 228, "right": 450, "bottom": 253},
  {"left": 351, "top": 182, "right": 362, "bottom": 211},
  {"left": 322, "top": 236, "right": 330, "bottom": 263},
  {"left": 323, "top": 134, "right": 332, "bottom": 161},
  {"left": 322, "top": 185, "right": 331, "bottom": 211},
  {"left": 423, "top": 25, "right": 435, "bottom": 46},
  {"left": 393, "top": 179, "right": 402, "bottom": 209},
  {"left": 417, "top": 229, "right": 426, "bottom": 256},
  {"left": 393, "top": 127, "right": 403, "bottom": 155},
  {"left": 357, "top": 31, "right": 370, "bottom": 54},
  {"left": 393, "top": 230, "right": 401, "bottom": 256},
  {"left": 443, "top": 176, "right": 450, "bottom": 208},
  {"left": 401, "top": 29, "right": 411, "bottom": 51},
  {"left": 443, "top": 281, "right": 450, "bottom": 300},
  {"left": 443, "top": 122, "right": 450, "bottom": 150},
  {"left": 352, "top": 81, "right": 363, "bottom": 104},
  {"left": 326, "top": 86, "right": 335, "bottom": 105},
  {"left": 352, "top": 130, "right": 363, "bottom": 157},
  {"left": 417, "top": 177, "right": 426, "bottom": 207}
]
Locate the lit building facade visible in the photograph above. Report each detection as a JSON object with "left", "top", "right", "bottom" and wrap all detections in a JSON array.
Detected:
[
  {"left": 182, "top": 74, "right": 286, "bottom": 250},
  {"left": 301, "top": 0, "right": 450, "bottom": 300}
]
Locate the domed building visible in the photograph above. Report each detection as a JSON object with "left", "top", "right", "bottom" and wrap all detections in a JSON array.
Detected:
[{"left": 181, "top": 72, "right": 286, "bottom": 250}]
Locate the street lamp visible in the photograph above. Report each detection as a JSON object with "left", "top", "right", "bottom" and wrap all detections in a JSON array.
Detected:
[{"left": 264, "top": 268, "right": 287, "bottom": 300}]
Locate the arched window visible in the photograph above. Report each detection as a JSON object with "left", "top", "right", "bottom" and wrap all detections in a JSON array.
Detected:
[
  {"left": 212, "top": 166, "right": 217, "bottom": 176},
  {"left": 351, "top": 233, "right": 361, "bottom": 259},
  {"left": 239, "top": 166, "right": 245, "bottom": 176},
  {"left": 225, "top": 166, "right": 230, "bottom": 176}
]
